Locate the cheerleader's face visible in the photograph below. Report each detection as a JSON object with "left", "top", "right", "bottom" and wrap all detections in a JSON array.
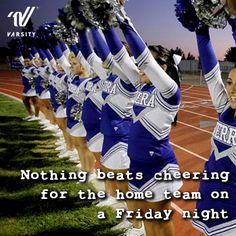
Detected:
[
  {"left": 226, "top": 68, "right": 236, "bottom": 109},
  {"left": 68, "top": 53, "right": 85, "bottom": 76},
  {"left": 56, "top": 63, "right": 64, "bottom": 73},
  {"left": 24, "top": 59, "right": 32, "bottom": 67},
  {"left": 34, "top": 58, "right": 42, "bottom": 67}
]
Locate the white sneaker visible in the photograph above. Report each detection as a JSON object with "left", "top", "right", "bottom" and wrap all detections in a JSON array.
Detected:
[
  {"left": 88, "top": 172, "right": 97, "bottom": 182},
  {"left": 76, "top": 163, "right": 82, "bottom": 169},
  {"left": 22, "top": 115, "right": 33, "bottom": 121},
  {"left": 43, "top": 124, "right": 58, "bottom": 132},
  {"left": 111, "top": 219, "right": 133, "bottom": 231},
  {"left": 28, "top": 116, "right": 41, "bottom": 121},
  {"left": 57, "top": 149, "right": 69, "bottom": 158},
  {"left": 55, "top": 139, "right": 65, "bottom": 146},
  {"left": 53, "top": 130, "right": 63, "bottom": 137},
  {"left": 39, "top": 119, "right": 50, "bottom": 125},
  {"left": 124, "top": 224, "right": 145, "bottom": 236},
  {"left": 96, "top": 196, "right": 118, "bottom": 207},
  {"left": 55, "top": 145, "right": 66, "bottom": 151},
  {"left": 58, "top": 150, "right": 77, "bottom": 158},
  {"left": 69, "top": 152, "right": 80, "bottom": 163}
]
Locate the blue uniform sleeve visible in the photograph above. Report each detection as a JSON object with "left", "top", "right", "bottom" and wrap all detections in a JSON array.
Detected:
[
  {"left": 119, "top": 20, "right": 179, "bottom": 101},
  {"left": 103, "top": 27, "right": 141, "bottom": 88},
  {"left": 91, "top": 27, "right": 130, "bottom": 83},
  {"left": 196, "top": 30, "right": 228, "bottom": 113},
  {"left": 79, "top": 29, "right": 108, "bottom": 80},
  {"left": 51, "top": 44, "right": 71, "bottom": 75}
]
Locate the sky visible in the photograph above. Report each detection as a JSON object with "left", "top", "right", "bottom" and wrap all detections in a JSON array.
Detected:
[{"left": 0, "top": 0, "right": 234, "bottom": 60}]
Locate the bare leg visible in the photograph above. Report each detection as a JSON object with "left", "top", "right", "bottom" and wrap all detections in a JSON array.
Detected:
[
  {"left": 41, "top": 99, "right": 56, "bottom": 124},
  {"left": 31, "top": 96, "right": 40, "bottom": 117},
  {"left": 22, "top": 96, "right": 34, "bottom": 115},
  {"left": 56, "top": 118, "right": 74, "bottom": 150},
  {"left": 137, "top": 200, "right": 174, "bottom": 236}
]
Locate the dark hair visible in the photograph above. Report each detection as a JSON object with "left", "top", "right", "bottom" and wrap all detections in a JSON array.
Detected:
[{"left": 148, "top": 45, "right": 174, "bottom": 66}]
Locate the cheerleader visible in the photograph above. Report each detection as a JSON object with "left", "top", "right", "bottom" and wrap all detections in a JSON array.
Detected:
[
  {"left": 34, "top": 48, "right": 56, "bottom": 128},
  {"left": 78, "top": 30, "right": 107, "bottom": 176},
  {"left": 101, "top": 12, "right": 182, "bottom": 236},
  {"left": 89, "top": 27, "right": 139, "bottom": 215},
  {"left": 67, "top": 47, "right": 96, "bottom": 171},
  {"left": 21, "top": 52, "right": 41, "bottom": 121},
  {"left": 189, "top": 16, "right": 236, "bottom": 236}
]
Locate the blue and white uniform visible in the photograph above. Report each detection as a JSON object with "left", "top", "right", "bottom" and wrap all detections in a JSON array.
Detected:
[
  {"left": 66, "top": 74, "right": 90, "bottom": 137},
  {"left": 91, "top": 27, "right": 137, "bottom": 169},
  {"left": 48, "top": 71, "right": 67, "bottom": 118},
  {"left": 79, "top": 30, "right": 106, "bottom": 152},
  {"left": 22, "top": 65, "right": 37, "bottom": 97},
  {"left": 192, "top": 28, "right": 236, "bottom": 236},
  {"left": 104, "top": 20, "right": 183, "bottom": 201},
  {"left": 35, "top": 65, "right": 51, "bottom": 99}
]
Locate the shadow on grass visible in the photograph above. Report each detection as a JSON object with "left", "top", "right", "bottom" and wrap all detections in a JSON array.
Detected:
[
  {"left": 0, "top": 96, "right": 121, "bottom": 235},
  {"left": 0, "top": 195, "right": 93, "bottom": 218},
  {"left": 36, "top": 228, "right": 119, "bottom": 236}
]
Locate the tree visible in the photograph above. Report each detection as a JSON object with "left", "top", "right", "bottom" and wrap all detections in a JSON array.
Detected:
[
  {"left": 224, "top": 47, "right": 236, "bottom": 62},
  {"left": 171, "top": 46, "right": 185, "bottom": 59},
  {"left": 186, "top": 52, "right": 195, "bottom": 60},
  {"left": 0, "top": 47, "right": 11, "bottom": 63}
]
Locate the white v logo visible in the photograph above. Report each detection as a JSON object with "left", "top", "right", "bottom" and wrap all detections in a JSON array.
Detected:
[{"left": 8, "top": 7, "right": 36, "bottom": 27}]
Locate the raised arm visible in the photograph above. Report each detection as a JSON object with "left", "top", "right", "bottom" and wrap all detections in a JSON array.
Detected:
[
  {"left": 196, "top": 27, "right": 228, "bottom": 113},
  {"left": 90, "top": 27, "right": 130, "bottom": 83},
  {"left": 119, "top": 20, "right": 178, "bottom": 99},
  {"left": 103, "top": 27, "right": 141, "bottom": 88},
  {"left": 79, "top": 29, "right": 108, "bottom": 80}
]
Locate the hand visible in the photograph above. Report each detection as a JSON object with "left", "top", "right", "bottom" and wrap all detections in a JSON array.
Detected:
[{"left": 117, "top": 0, "right": 125, "bottom": 6}]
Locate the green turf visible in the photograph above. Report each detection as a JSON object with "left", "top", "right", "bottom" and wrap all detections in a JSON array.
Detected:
[{"left": 0, "top": 94, "right": 122, "bottom": 236}]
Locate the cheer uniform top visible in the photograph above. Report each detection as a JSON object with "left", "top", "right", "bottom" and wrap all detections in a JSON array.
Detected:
[
  {"left": 66, "top": 74, "right": 91, "bottom": 137},
  {"left": 104, "top": 21, "right": 183, "bottom": 201},
  {"left": 192, "top": 30, "right": 236, "bottom": 236},
  {"left": 48, "top": 71, "right": 67, "bottom": 118},
  {"left": 21, "top": 65, "right": 37, "bottom": 97},
  {"left": 35, "top": 65, "right": 51, "bottom": 99}
]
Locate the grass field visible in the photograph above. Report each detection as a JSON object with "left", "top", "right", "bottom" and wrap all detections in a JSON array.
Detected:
[{"left": 0, "top": 94, "right": 121, "bottom": 236}]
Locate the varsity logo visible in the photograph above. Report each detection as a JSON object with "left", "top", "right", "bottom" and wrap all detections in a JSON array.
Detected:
[{"left": 8, "top": 6, "right": 37, "bottom": 27}]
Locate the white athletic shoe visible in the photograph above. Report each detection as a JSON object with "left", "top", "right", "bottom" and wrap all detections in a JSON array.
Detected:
[
  {"left": 57, "top": 149, "right": 69, "bottom": 158},
  {"left": 43, "top": 124, "right": 58, "bottom": 132},
  {"left": 22, "top": 115, "right": 34, "bottom": 121},
  {"left": 69, "top": 151, "right": 80, "bottom": 163},
  {"left": 58, "top": 150, "right": 77, "bottom": 158},
  {"left": 39, "top": 119, "right": 50, "bottom": 125},
  {"left": 111, "top": 219, "right": 133, "bottom": 231},
  {"left": 53, "top": 130, "right": 63, "bottom": 137},
  {"left": 96, "top": 196, "right": 119, "bottom": 207},
  {"left": 76, "top": 163, "right": 82, "bottom": 169},
  {"left": 55, "top": 138, "right": 65, "bottom": 145},
  {"left": 27, "top": 116, "right": 41, "bottom": 121},
  {"left": 55, "top": 145, "right": 66, "bottom": 151},
  {"left": 124, "top": 224, "right": 145, "bottom": 236},
  {"left": 87, "top": 172, "right": 97, "bottom": 182}
]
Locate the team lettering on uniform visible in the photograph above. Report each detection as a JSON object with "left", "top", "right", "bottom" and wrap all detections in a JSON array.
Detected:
[
  {"left": 102, "top": 80, "right": 117, "bottom": 94},
  {"left": 85, "top": 81, "right": 102, "bottom": 93},
  {"left": 134, "top": 91, "right": 155, "bottom": 108},
  {"left": 213, "top": 122, "right": 236, "bottom": 146},
  {"left": 68, "top": 83, "right": 79, "bottom": 94}
]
